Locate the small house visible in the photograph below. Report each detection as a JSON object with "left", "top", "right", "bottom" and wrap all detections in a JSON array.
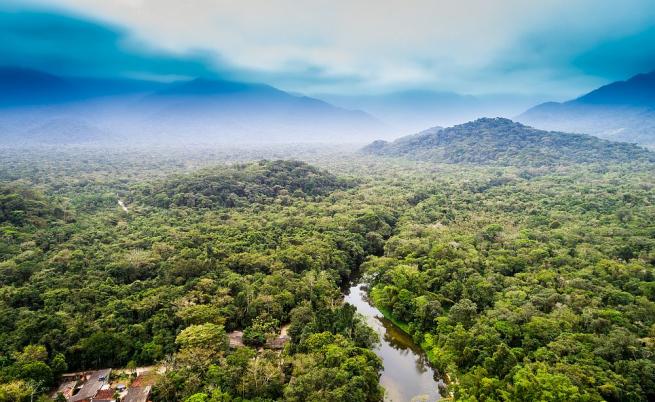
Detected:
[
  {"left": 69, "top": 369, "right": 112, "bottom": 402},
  {"left": 122, "top": 386, "right": 152, "bottom": 402}
]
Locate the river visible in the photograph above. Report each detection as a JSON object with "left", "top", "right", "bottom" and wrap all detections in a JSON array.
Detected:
[{"left": 344, "top": 284, "right": 443, "bottom": 402}]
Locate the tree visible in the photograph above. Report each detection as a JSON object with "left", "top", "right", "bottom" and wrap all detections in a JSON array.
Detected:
[
  {"left": 127, "top": 360, "right": 137, "bottom": 377},
  {"left": 184, "top": 393, "right": 209, "bottom": 402},
  {"left": 449, "top": 298, "right": 477, "bottom": 328},
  {"left": 175, "top": 323, "right": 228, "bottom": 369},
  {"left": 176, "top": 323, "right": 228, "bottom": 353},
  {"left": 508, "top": 363, "right": 590, "bottom": 402},
  {"left": 80, "top": 332, "right": 129, "bottom": 368},
  {"left": 20, "top": 362, "right": 53, "bottom": 389},
  {"left": 50, "top": 354, "right": 68, "bottom": 376},
  {"left": 0, "top": 380, "right": 31, "bottom": 402},
  {"left": 242, "top": 316, "right": 278, "bottom": 347}
]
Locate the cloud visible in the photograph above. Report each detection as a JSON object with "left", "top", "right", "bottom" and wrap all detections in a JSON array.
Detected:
[
  {"left": 10, "top": 0, "right": 655, "bottom": 96},
  {"left": 0, "top": 5, "right": 224, "bottom": 80},
  {"left": 573, "top": 26, "right": 655, "bottom": 80}
]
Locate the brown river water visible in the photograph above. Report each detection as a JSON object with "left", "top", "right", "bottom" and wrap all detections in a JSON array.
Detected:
[{"left": 344, "top": 284, "right": 444, "bottom": 402}]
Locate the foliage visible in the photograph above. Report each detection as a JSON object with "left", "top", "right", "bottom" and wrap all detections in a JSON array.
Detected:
[
  {"left": 0, "top": 144, "right": 653, "bottom": 400},
  {"left": 362, "top": 117, "right": 655, "bottom": 166},
  {"left": 363, "top": 161, "right": 655, "bottom": 400},
  {"left": 135, "top": 160, "right": 353, "bottom": 209}
]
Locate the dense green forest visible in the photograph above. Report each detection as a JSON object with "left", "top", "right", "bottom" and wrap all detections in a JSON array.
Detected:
[
  {"left": 362, "top": 118, "right": 655, "bottom": 166},
  {"left": 0, "top": 141, "right": 654, "bottom": 401},
  {"left": 365, "top": 165, "right": 655, "bottom": 401}
]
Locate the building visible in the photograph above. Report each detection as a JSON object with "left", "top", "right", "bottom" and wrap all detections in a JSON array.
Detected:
[
  {"left": 69, "top": 369, "right": 112, "bottom": 402},
  {"left": 90, "top": 388, "right": 115, "bottom": 402},
  {"left": 122, "top": 386, "right": 152, "bottom": 402},
  {"left": 228, "top": 330, "right": 244, "bottom": 348},
  {"left": 53, "top": 380, "right": 77, "bottom": 400}
]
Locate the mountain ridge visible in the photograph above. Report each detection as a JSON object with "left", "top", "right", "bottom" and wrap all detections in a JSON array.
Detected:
[
  {"left": 0, "top": 66, "right": 168, "bottom": 106},
  {"left": 575, "top": 70, "right": 655, "bottom": 106},
  {"left": 518, "top": 70, "right": 655, "bottom": 147},
  {"left": 362, "top": 117, "right": 654, "bottom": 166},
  {"left": 0, "top": 66, "right": 386, "bottom": 144}
]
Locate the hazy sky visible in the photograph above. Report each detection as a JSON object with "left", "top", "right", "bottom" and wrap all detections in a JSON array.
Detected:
[{"left": 6, "top": 0, "right": 655, "bottom": 98}]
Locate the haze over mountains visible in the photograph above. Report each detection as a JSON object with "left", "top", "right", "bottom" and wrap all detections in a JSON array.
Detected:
[
  {"left": 3, "top": 63, "right": 655, "bottom": 148},
  {"left": 519, "top": 70, "right": 655, "bottom": 148},
  {"left": 322, "top": 91, "right": 544, "bottom": 133},
  {"left": 0, "top": 66, "right": 543, "bottom": 146},
  {"left": 0, "top": 67, "right": 386, "bottom": 145}
]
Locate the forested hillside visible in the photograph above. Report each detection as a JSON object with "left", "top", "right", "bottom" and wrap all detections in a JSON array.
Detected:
[
  {"left": 0, "top": 155, "right": 395, "bottom": 401},
  {"left": 362, "top": 118, "right": 654, "bottom": 166},
  {"left": 134, "top": 160, "right": 353, "bottom": 209},
  {"left": 0, "top": 146, "right": 653, "bottom": 401}
]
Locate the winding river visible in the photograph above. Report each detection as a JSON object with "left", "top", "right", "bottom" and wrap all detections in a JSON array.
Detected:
[{"left": 344, "top": 284, "right": 443, "bottom": 402}]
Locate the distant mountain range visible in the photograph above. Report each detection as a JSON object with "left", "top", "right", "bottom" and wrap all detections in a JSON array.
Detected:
[
  {"left": 0, "top": 66, "right": 166, "bottom": 107},
  {"left": 362, "top": 117, "right": 654, "bottom": 166},
  {"left": 6, "top": 65, "right": 655, "bottom": 148},
  {"left": 323, "top": 90, "right": 543, "bottom": 133},
  {"left": 518, "top": 70, "right": 655, "bottom": 147},
  {"left": 0, "top": 67, "right": 386, "bottom": 145}
]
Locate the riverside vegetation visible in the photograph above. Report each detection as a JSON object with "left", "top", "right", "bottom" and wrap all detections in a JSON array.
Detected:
[{"left": 1, "top": 122, "right": 654, "bottom": 401}]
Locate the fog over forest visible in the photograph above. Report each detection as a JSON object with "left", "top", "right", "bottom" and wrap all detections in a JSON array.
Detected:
[{"left": 1, "top": 1, "right": 655, "bottom": 402}]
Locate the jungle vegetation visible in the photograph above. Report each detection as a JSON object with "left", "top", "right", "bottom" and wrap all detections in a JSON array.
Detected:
[
  {"left": 0, "top": 138, "right": 653, "bottom": 401},
  {"left": 362, "top": 118, "right": 655, "bottom": 166}
]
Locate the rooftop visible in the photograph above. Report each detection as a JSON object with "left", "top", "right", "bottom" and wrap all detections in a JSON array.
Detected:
[
  {"left": 69, "top": 369, "right": 112, "bottom": 402},
  {"left": 122, "top": 386, "right": 152, "bottom": 402}
]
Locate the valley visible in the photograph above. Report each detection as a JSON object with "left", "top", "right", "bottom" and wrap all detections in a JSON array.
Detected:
[
  {"left": 1, "top": 129, "right": 654, "bottom": 400},
  {"left": 4, "top": 2, "right": 655, "bottom": 401}
]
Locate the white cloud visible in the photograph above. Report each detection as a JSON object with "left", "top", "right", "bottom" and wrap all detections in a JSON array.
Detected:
[{"left": 25, "top": 0, "right": 655, "bottom": 96}]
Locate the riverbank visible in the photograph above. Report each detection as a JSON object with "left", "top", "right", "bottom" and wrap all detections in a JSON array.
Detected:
[
  {"left": 369, "top": 287, "right": 433, "bottom": 355},
  {"left": 368, "top": 285, "right": 453, "bottom": 393},
  {"left": 345, "top": 283, "right": 443, "bottom": 401}
]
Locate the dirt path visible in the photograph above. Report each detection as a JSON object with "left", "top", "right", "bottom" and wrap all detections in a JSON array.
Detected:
[{"left": 118, "top": 199, "right": 129, "bottom": 213}]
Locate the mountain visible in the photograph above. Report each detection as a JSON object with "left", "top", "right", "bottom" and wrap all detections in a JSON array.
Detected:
[
  {"left": 137, "top": 77, "right": 384, "bottom": 143},
  {"left": 0, "top": 67, "right": 73, "bottom": 106},
  {"left": 322, "top": 90, "right": 544, "bottom": 133},
  {"left": 0, "top": 66, "right": 165, "bottom": 107},
  {"left": 518, "top": 71, "right": 655, "bottom": 147},
  {"left": 323, "top": 90, "right": 477, "bottom": 131},
  {"left": 576, "top": 71, "right": 655, "bottom": 106},
  {"left": 154, "top": 77, "right": 282, "bottom": 98},
  {"left": 0, "top": 67, "right": 386, "bottom": 145},
  {"left": 361, "top": 117, "right": 654, "bottom": 166}
]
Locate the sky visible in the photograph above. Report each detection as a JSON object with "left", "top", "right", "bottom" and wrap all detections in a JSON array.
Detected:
[{"left": 4, "top": 0, "right": 655, "bottom": 99}]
